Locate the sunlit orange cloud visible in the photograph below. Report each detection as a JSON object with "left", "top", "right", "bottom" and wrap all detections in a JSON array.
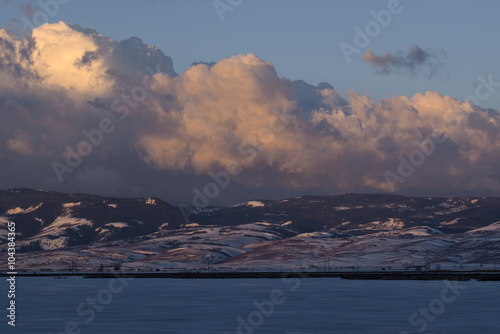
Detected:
[{"left": 1, "top": 22, "right": 500, "bottom": 199}]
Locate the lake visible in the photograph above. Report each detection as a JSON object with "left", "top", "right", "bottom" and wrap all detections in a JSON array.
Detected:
[{"left": 2, "top": 276, "right": 499, "bottom": 333}]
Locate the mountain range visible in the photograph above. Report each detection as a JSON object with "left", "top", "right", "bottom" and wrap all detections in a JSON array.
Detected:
[{"left": 1, "top": 189, "right": 500, "bottom": 272}]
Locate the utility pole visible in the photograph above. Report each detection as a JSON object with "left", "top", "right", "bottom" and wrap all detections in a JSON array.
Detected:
[
  {"left": 324, "top": 259, "right": 330, "bottom": 273},
  {"left": 210, "top": 255, "right": 215, "bottom": 273}
]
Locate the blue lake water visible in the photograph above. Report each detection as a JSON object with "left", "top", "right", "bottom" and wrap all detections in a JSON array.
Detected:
[{"left": 1, "top": 276, "right": 499, "bottom": 333}]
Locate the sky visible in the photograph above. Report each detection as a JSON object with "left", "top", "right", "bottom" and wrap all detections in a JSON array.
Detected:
[
  {"left": 1, "top": 0, "right": 500, "bottom": 206},
  {"left": 2, "top": 0, "right": 500, "bottom": 107}
]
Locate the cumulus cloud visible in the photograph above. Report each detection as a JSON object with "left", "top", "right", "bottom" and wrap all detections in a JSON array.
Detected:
[
  {"left": 292, "top": 80, "right": 346, "bottom": 120},
  {"left": 137, "top": 54, "right": 301, "bottom": 175},
  {"left": 31, "top": 22, "right": 115, "bottom": 96},
  {"left": 7, "top": 129, "right": 34, "bottom": 155},
  {"left": 0, "top": 29, "right": 38, "bottom": 82},
  {"left": 0, "top": 22, "right": 499, "bottom": 204},
  {"left": 363, "top": 45, "right": 446, "bottom": 77}
]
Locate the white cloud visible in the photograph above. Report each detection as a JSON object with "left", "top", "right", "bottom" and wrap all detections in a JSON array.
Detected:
[
  {"left": 1, "top": 22, "right": 500, "bottom": 201},
  {"left": 31, "top": 22, "right": 115, "bottom": 96}
]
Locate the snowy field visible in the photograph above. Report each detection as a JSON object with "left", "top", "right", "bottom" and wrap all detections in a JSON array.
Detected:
[{"left": 1, "top": 277, "right": 499, "bottom": 333}]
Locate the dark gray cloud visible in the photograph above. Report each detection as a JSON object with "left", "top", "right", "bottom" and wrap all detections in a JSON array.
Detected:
[
  {"left": 0, "top": 34, "right": 38, "bottom": 79},
  {"left": 18, "top": 3, "right": 35, "bottom": 17},
  {"left": 119, "top": 37, "right": 177, "bottom": 78},
  {"left": 191, "top": 61, "right": 216, "bottom": 68},
  {"left": 363, "top": 45, "right": 445, "bottom": 77},
  {"left": 1, "top": 23, "right": 500, "bottom": 206},
  {"left": 292, "top": 80, "right": 346, "bottom": 120}
]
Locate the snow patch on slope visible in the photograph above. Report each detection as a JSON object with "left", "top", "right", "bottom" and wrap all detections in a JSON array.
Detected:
[
  {"left": 237, "top": 222, "right": 272, "bottom": 231},
  {"left": 467, "top": 222, "right": 500, "bottom": 233},
  {"left": 357, "top": 218, "right": 405, "bottom": 230},
  {"left": 104, "top": 222, "right": 128, "bottom": 228},
  {"left": 62, "top": 202, "right": 81, "bottom": 208},
  {"left": 335, "top": 206, "right": 362, "bottom": 210},
  {"left": 440, "top": 218, "right": 461, "bottom": 226},
  {"left": 236, "top": 201, "right": 265, "bottom": 207},
  {"left": 37, "top": 216, "right": 93, "bottom": 237},
  {"left": 7, "top": 203, "right": 43, "bottom": 215},
  {"left": 145, "top": 198, "right": 157, "bottom": 205},
  {"left": 374, "top": 226, "right": 444, "bottom": 237}
]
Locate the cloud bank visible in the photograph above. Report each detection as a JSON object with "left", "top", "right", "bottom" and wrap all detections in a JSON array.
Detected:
[
  {"left": 1, "top": 22, "right": 499, "bottom": 204},
  {"left": 363, "top": 45, "right": 445, "bottom": 77}
]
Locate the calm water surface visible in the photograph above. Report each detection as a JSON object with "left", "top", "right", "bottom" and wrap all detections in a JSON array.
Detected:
[{"left": 1, "top": 276, "right": 499, "bottom": 333}]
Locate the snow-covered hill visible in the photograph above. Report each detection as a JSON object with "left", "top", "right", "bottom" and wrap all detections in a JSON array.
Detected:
[{"left": 1, "top": 189, "right": 500, "bottom": 272}]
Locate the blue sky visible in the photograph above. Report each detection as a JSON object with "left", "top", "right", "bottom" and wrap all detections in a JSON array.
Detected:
[
  {"left": 2, "top": 1, "right": 500, "bottom": 203},
  {"left": 2, "top": 0, "right": 500, "bottom": 109}
]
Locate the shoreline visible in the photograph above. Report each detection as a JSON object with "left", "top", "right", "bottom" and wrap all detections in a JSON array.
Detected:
[{"left": 2, "top": 270, "right": 500, "bottom": 281}]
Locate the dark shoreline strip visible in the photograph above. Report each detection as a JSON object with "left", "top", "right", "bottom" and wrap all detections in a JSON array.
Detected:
[{"left": 2, "top": 271, "right": 500, "bottom": 281}]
